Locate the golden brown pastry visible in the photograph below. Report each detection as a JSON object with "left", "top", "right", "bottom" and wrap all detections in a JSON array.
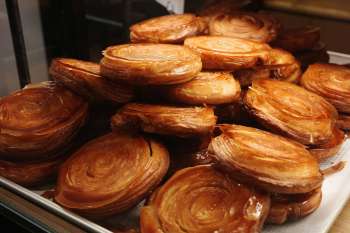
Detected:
[
  {"left": 111, "top": 103, "right": 216, "bottom": 138},
  {"left": 295, "top": 42, "right": 330, "bottom": 70},
  {"left": 130, "top": 14, "right": 206, "bottom": 44},
  {"left": 161, "top": 72, "right": 241, "bottom": 105},
  {"left": 337, "top": 114, "right": 350, "bottom": 131},
  {"left": 0, "top": 81, "right": 88, "bottom": 161},
  {"left": 49, "top": 58, "right": 134, "bottom": 104},
  {"left": 309, "top": 127, "right": 345, "bottom": 161},
  {"left": 244, "top": 79, "right": 337, "bottom": 145},
  {"left": 301, "top": 63, "right": 350, "bottom": 114},
  {"left": 140, "top": 165, "right": 270, "bottom": 233},
  {"left": 273, "top": 26, "right": 320, "bottom": 52},
  {"left": 184, "top": 36, "right": 271, "bottom": 70},
  {"left": 267, "top": 188, "right": 322, "bottom": 224},
  {"left": 209, "top": 12, "right": 280, "bottom": 43},
  {"left": 235, "top": 68, "right": 270, "bottom": 87},
  {"left": 55, "top": 132, "right": 169, "bottom": 218},
  {"left": 209, "top": 125, "right": 323, "bottom": 194},
  {"left": 100, "top": 44, "right": 202, "bottom": 85}
]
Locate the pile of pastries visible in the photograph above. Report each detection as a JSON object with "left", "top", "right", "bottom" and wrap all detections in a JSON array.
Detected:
[{"left": 1, "top": 0, "right": 350, "bottom": 232}]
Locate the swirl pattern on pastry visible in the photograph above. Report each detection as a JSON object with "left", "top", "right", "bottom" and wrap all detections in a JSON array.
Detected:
[
  {"left": 301, "top": 63, "right": 350, "bottom": 114},
  {"left": 244, "top": 79, "right": 337, "bottom": 145},
  {"left": 184, "top": 36, "right": 271, "bottom": 70},
  {"left": 100, "top": 44, "right": 202, "bottom": 85},
  {"left": 140, "top": 165, "right": 270, "bottom": 233},
  {"left": 208, "top": 124, "right": 323, "bottom": 194},
  {"left": 55, "top": 132, "right": 169, "bottom": 218},
  {"left": 130, "top": 14, "right": 206, "bottom": 44},
  {"left": 0, "top": 81, "right": 88, "bottom": 161},
  {"left": 111, "top": 103, "right": 216, "bottom": 138},
  {"left": 50, "top": 58, "right": 134, "bottom": 104},
  {"left": 209, "top": 12, "right": 280, "bottom": 43}
]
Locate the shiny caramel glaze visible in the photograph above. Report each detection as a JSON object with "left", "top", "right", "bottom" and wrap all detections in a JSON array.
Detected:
[
  {"left": 130, "top": 14, "right": 206, "bottom": 44},
  {"left": 244, "top": 79, "right": 337, "bottom": 146},
  {"left": 301, "top": 63, "right": 350, "bottom": 114},
  {"left": 161, "top": 72, "right": 241, "bottom": 105},
  {"left": 55, "top": 132, "right": 169, "bottom": 218},
  {"left": 140, "top": 165, "right": 270, "bottom": 233},
  {"left": 209, "top": 125, "right": 323, "bottom": 194},
  {"left": 309, "top": 127, "right": 345, "bottom": 161},
  {"left": 50, "top": 58, "right": 134, "bottom": 104},
  {"left": 209, "top": 12, "right": 280, "bottom": 43},
  {"left": 111, "top": 103, "right": 217, "bottom": 138},
  {"left": 272, "top": 26, "right": 320, "bottom": 52},
  {"left": 337, "top": 114, "right": 350, "bottom": 131},
  {"left": 184, "top": 36, "right": 271, "bottom": 70},
  {"left": 100, "top": 44, "right": 202, "bottom": 85},
  {"left": 295, "top": 42, "right": 330, "bottom": 70},
  {"left": 267, "top": 188, "right": 322, "bottom": 224},
  {"left": 0, "top": 81, "right": 88, "bottom": 161}
]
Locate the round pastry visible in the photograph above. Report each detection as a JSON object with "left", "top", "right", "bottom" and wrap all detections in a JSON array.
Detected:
[
  {"left": 130, "top": 14, "right": 206, "bottom": 44},
  {"left": 309, "top": 127, "right": 345, "bottom": 161},
  {"left": 244, "top": 79, "right": 338, "bottom": 146},
  {"left": 209, "top": 124, "right": 323, "bottom": 194},
  {"left": 184, "top": 36, "right": 271, "bottom": 70},
  {"left": 55, "top": 132, "right": 169, "bottom": 218},
  {"left": 100, "top": 44, "right": 202, "bottom": 85},
  {"left": 209, "top": 12, "right": 280, "bottom": 43},
  {"left": 50, "top": 58, "right": 134, "bottom": 104},
  {"left": 337, "top": 114, "right": 350, "bottom": 131},
  {"left": 273, "top": 26, "right": 320, "bottom": 52},
  {"left": 111, "top": 103, "right": 217, "bottom": 138},
  {"left": 295, "top": 42, "right": 330, "bottom": 70},
  {"left": 301, "top": 63, "right": 350, "bottom": 114},
  {"left": 267, "top": 188, "right": 322, "bottom": 224},
  {"left": 140, "top": 165, "right": 270, "bottom": 233},
  {"left": 162, "top": 72, "right": 241, "bottom": 105},
  {"left": 0, "top": 81, "right": 88, "bottom": 161}
]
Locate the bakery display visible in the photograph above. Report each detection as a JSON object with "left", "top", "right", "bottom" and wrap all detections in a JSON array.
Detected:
[
  {"left": 0, "top": 81, "right": 88, "bottom": 161},
  {"left": 130, "top": 14, "right": 205, "bottom": 44},
  {"left": 111, "top": 103, "right": 216, "bottom": 138},
  {"left": 140, "top": 165, "right": 270, "bottom": 233},
  {"left": 50, "top": 58, "right": 134, "bottom": 104},
  {"left": 100, "top": 44, "right": 202, "bottom": 85},
  {"left": 244, "top": 79, "right": 338, "bottom": 146},
  {"left": 55, "top": 132, "right": 169, "bottom": 218}
]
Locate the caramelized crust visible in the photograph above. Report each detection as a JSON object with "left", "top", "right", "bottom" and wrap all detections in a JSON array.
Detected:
[
  {"left": 130, "top": 14, "right": 206, "bottom": 44},
  {"left": 184, "top": 36, "right": 271, "bottom": 70},
  {"left": 162, "top": 72, "right": 241, "bottom": 105},
  {"left": 337, "top": 114, "right": 350, "bottom": 131},
  {"left": 267, "top": 188, "right": 322, "bottom": 224},
  {"left": 55, "top": 132, "right": 169, "bottom": 218},
  {"left": 111, "top": 103, "right": 217, "bottom": 138},
  {"left": 209, "top": 12, "right": 280, "bottom": 43},
  {"left": 50, "top": 58, "right": 134, "bottom": 104},
  {"left": 0, "top": 81, "right": 88, "bottom": 161},
  {"left": 309, "top": 127, "right": 345, "bottom": 161},
  {"left": 100, "top": 44, "right": 202, "bottom": 85},
  {"left": 244, "top": 79, "right": 337, "bottom": 145},
  {"left": 301, "top": 63, "right": 350, "bottom": 114},
  {"left": 209, "top": 125, "right": 323, "bottom": 194},
  {"left": 273, "top": 26, "right": 320, "bottom": 52},
  {"left": 140, "top": 165, "right": 270, "bottom": 233}
]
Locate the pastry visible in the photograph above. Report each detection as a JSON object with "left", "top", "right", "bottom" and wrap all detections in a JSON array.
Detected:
[
  {"left": 209, "top": 11, "right": 280, "bottom": 43},
  {"left": 301, "top": 63, "right": 350, "bottom": 114},
  {"left": 336, "top": 114, "right": 350, "bottom": 131},
  {"left": 140, "top": 165, "right": 270, "bottom": 233},
  {"left": 55, "top": 132, "right": 169, "bottom": 218},
  {"left": 244, "top": 79, "right": 337, "bottom": 145},
  {"left": 184, "top": 36, "right": 271, "bottom": 70},
  {"left": 130, "top": 14, "right": 206, "bottom": 44},
  {"left": 111, "top": 103, "right": 216, "bottom": 138},
  {"left": 50, "top": 58, "right": 134, "bottom": 104},
  {"left": 209, "top": 124, "right": 323, "bottom": 194},
  {"left": 100, "top": 44, "right": 202, "bottom": 85},
  {"left": 0, "top": 81, "right": 88, "bottom": 161},
  {"left": 267, "top": 188, "right": 322, "bottom": 224}
]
